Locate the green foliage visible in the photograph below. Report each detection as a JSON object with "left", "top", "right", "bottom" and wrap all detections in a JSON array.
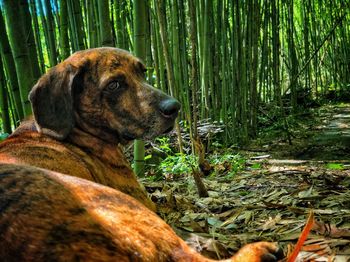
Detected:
[
  {"left": 211, "top": 141, "right": 224, "bottom": 149},
  {"left": 144, "top": 137, "right": 197, "bottom": 179},
  {"left": 155, "top": 137, "right": 173, "bottom": 154},
  {"left": 250, "top": 163, "right": 262, "bottom": 169},
  {"left": 145, "top": 144, "right": 247, "bottom": 181},
  {"left": 209, "top": 153, "right": 246, "bottom": 178},
  {"left": 0, "top": 0, "right": 349, "bottom": 155},
  {"left": 210, "top": 153, "right": 244, "bottom": 166},
  {"left": 159, "top": 153, "right": 198, "bottom": 176},
  {"left": 326, "top": 163, "right": 344, "bottom": 170}
]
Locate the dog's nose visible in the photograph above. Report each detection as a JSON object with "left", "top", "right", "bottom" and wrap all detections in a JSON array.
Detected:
[{"left": 159, "top": 98, "right": 181, "bottom": 119}]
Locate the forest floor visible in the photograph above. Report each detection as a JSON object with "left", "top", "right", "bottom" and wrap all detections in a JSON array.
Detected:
[{"left": 143, "top": 103, "right": 350, "bottom": 261}]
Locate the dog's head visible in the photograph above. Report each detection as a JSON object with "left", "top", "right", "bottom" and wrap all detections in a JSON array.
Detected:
[{"left": 29, "top": 48, "right": 180, "bottom": 144}]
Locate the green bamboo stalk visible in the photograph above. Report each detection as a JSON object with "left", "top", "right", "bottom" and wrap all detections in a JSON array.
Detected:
[
  {"left": 170, "top": 0, "right": 181, "bottom": 101},
  {"left": 86, "top": 0, "right": 98, "bottom": 48},
  {"left": 29, "top": 0, "right": 45, "bottom": 73},
  {"left": 42, "top": 0, "right": 58, "bottom": 66},
  {"left": 155, "top": 0, "right": 183, "bottom": 153},
  {"left": 37, "top": 0, "right": 51, "bottom": 65},
  {"left": 235, "top": 0, "right": 248, "bottom": 143},
  {"left": 2, "top": 0, "right": 35, "bottom": 116},
  {"left": 0, "top": 54, "right": 12, "bottom": 133},
  {"left": 21, "top": 0, "right": 42, "bottom": 78},
  {"left": 220, "top": 0, "right": 228, "bottom": 144},
  {"left": 0, "top": 10, "right": 24, "bottom": 120},
  {"left": 59, "top": 0, "right": 70, "bottom": 60},
  {"left": 272, "top": 0, "right": 281, "bottom": 105},
  {"left": 133, "top": 0, "right": 148, "bottom": 176},
  {"left": 248, "top": 0, "right": 260, "bottom": 137},
  {"left": 287, "top": 0, "right": 299, "bottom": 112},
  {"left": 98, "top": 0, "right": 114, "bottom": 46},
  {"left": 151, "top": 3, "right": 166, "bottom": 92},
  {"left": 114, "top": 0, "right": 124, "bottom": 49},
  {"left": 177, "top": 0, "right": 190, "bottom": 123},
  {"left": 73, "top": 0, "right": 86, "bottom": 50},
  {"left": 67, "top": 0, "right": 86, "bottom": 51},
  {"left": 188, "top": 0, "right": 199, "bottom": 142}
]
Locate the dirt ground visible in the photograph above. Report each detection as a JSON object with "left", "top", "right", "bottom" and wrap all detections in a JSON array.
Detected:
[{"left": 144, "top": 104, "right": 350, "bottom": 261}]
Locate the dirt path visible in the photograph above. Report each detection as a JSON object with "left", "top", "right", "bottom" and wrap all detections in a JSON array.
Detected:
[
  {"left": 295, "top": 105, "right": 350, "bottom": 160},
  {"left": 250, "top": 104, "right": 350, "bottom": 260},
  {"left": 249, "top": 104, "right": 350, "bottom": 260}
]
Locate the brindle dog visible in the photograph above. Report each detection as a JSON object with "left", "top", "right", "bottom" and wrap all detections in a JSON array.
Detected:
[
  {"left": 0, "top": 47, "right": 181, "bottom": 211},
  {"left": 0, "top": 164, "right": 282, "bottom": 261},
  {"left": 0, "top": 48, "right": 283, "bottom": 261}
]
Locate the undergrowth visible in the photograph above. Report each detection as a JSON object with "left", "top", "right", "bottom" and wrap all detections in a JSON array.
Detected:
[{"left": 144, "top": 136, "right": 247, "bottom": 181}]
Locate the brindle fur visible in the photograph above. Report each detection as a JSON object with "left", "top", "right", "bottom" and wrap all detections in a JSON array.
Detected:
[
  {"left": 0, "top": 164, "right": 282, "bottom": 261},
  {"left": 0, "top": 47, "right": 182, "bottom": 211}
]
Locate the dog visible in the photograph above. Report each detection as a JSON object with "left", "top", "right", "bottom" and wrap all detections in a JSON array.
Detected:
[
  {"left": 0, "top": 47, "right": 182, "bottom": 211},
  {"left": 0, "top": 163, "right": 282, "bottom": 261},
  {"left": 0, "top": 48, "right": 282, "bottom": 261}
]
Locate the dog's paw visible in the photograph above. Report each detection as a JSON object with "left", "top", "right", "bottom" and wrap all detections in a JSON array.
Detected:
[{"left": 231, "top": 242, "right": 284, "bottom": 262}]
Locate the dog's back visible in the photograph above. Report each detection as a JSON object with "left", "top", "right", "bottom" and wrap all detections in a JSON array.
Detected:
[
  {"left": 0, "top": 163, "right": 282, "bottom": 262},
  {"left": 0, "top": 164, "right": 180, "bottom": 261}
]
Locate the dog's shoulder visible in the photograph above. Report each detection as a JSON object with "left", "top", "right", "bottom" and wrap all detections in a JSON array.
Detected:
[
  {"left": 0, "top": 125, "right": 97, "bottom": 183},
  {"left": 0, "top": 123, "right": 156, "bottom": 211},
  {"left": 10, "top": 116, "right": 38, "bottom": 137}
]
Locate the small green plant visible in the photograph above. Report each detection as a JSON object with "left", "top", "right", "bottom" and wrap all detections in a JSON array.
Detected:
[
  {"left": 210, "top": 153, "right": 246, "bottom": 178},
  {"left": 155, "top": 137, "right": 173, "bottom": 154},
  {"left": 250, "top": 163, "right": 262, "bottom": 169},
  {"left": 159, "top": 153, "right": 198, "bottom": 176},
  {"left": 326, "top": 163, "right": 344, "bottom": 170},
  {"left": 211, "top": 141, "right": 223, "bottom": 149}
]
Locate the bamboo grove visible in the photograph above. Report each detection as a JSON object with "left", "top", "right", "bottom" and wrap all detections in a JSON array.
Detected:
[{"left": 0, "top": 0, "right": 349, "bottom": 148}]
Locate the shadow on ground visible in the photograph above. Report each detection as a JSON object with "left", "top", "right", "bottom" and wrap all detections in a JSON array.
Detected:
[{"left": 295, "top": 105, "right": 350, "bottom": 160}]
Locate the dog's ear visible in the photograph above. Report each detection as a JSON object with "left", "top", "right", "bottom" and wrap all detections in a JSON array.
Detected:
[{"left": 29, "top": 64, "right": 83, "bottom": 140}]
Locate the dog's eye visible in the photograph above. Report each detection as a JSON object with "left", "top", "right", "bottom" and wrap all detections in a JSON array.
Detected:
[{"left": 107, "top": 81, "right": 120, "bottom": 91}]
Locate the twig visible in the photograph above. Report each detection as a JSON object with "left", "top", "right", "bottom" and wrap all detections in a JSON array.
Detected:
[{"left": 268, "top": 170, "right": 309, "bottom": 176}]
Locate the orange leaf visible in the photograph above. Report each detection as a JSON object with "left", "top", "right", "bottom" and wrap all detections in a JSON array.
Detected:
[{"left": 287, "top": 210, "right": 315, "bottom": 262}]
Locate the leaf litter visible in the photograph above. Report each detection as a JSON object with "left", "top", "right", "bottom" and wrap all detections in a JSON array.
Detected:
[{"left": 142, "top": 104, "right": 350, "bottom": 261}]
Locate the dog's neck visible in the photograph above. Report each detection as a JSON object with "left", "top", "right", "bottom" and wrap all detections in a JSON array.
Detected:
[
  {"left": 12, "top": 118, "right": 130, "bottom": 168},
  {"left": 67, "top": 127, "right": 130, "bottom": 168},
  {"left": 73, "top": 115, "right": 128, "bottom": 145}
]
